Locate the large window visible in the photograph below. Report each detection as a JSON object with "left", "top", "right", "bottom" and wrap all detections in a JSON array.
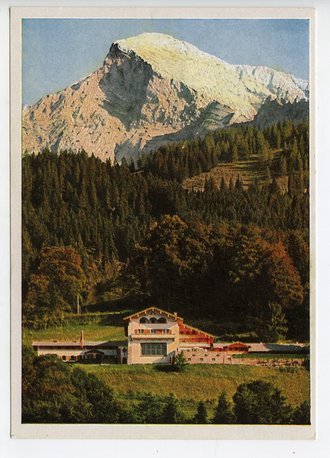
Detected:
[{"left": 141, "top": 343, "right": 167, "bottom": 356}]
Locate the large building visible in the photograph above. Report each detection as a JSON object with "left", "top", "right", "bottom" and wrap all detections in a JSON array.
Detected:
[
  {"left": 124, "top": 306, "right": 216, "bottom": 364},
  {"left": 32, "top": 307, "right": 253, "bottom": 365}
]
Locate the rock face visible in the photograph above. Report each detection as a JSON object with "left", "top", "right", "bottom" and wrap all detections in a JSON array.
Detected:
[
  {"left": 22, "top": 32, "right": 308, "bottom": 162},
  {"left": 251, "top": 97, "right": 309, "bottom": 127}
]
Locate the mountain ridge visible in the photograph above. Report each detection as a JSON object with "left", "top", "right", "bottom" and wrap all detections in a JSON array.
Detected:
[{"left": 22, "top": 32, "right": 308, "bottom": 162}]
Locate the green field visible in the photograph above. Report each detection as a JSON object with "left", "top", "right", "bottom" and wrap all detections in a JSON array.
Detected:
[
  {"left": 23, "top": 320, "right": 126, "bottom": 346},
  {"left": 78, "top": 363, "right": 309, "bottom": 417},
  {"left": 233, "top": 353, "right": 307, "bottom": 359}
]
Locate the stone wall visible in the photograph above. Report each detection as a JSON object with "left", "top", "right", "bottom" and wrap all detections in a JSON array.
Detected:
[{"left": 180, "top": 348, "right": 305, "bottom": 367}]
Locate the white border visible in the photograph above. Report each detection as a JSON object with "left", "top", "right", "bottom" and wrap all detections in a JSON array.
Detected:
[
  {"left": 9, "top": 3, "right": 316, "bottom": 443},
  {"left": 2, "top": 0, "right": 329, "bottom": 455}
]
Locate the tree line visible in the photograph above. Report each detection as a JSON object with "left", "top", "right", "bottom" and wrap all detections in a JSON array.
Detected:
[
  {"left": 22, "top": 119, "right": 309, "bottom": 339},
  {"left": 128, "top": 216, "right": 309, "bottom": 341},
  {"left": 22, "top": 347, "right": 310, "bottom": 425},
  {"left": 140, "top": 120, "right": 309, "bottom": 182}
]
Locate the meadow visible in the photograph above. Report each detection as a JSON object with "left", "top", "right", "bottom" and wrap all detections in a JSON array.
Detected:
[
  {"left": 79, "top": 363, "right": 310, "bottom": 417},
  {"left": 182, "top": 153, "right": 288, "bottom": 192},
  {"left": 233, "top": 352, "right": 307, "bottom": 359},
  {"left": 22, "top": 314, "right": 127, "bottom": 346}
]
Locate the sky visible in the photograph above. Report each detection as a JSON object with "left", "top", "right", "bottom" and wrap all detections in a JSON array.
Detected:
[{"left": 22, "top": 18, "right": 309, "bottom": 106}]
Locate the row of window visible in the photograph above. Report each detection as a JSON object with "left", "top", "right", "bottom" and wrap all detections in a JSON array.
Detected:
[
  {"left": 61, "top": 354, "right": 99, "bottom": 361},
  {"left": 141, "top": 343, "right": 167, "bottom": 356},
  {"left": 139, "top": 317, "right": 167, "bottom": 324},
  {"left": 135, "top": 328, "right": 171, "bottom": 334},
  {"left": 187, "top": 357, "right": 218, "bottom": 361}
]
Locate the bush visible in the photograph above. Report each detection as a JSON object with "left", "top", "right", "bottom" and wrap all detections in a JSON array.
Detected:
[{"left": 291, "top": 401, "right": 310, "bottom": 424}]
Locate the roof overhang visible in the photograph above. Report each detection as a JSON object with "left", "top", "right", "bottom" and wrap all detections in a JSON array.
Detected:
[{"left": 123, "top": 306, "right": 183, "bottom": 321}]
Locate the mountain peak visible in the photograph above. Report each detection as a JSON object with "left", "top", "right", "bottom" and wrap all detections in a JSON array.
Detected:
[
  {"left": 115, "top": 32, "right": 208, "bottom": 57},
  {"left": 107, "top": 33, "right": 306, "bottom": 117},
  {"left": 23, "top": 33, "right": 309, "bottom": 163}
]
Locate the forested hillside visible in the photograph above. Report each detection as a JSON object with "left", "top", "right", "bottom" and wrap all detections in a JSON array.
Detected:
[
  {"left": 141, "top": 120, "right": 309, "bottom": 182},
  {"left": 22, "top": 120, "right": 309, "bottom": 340}
]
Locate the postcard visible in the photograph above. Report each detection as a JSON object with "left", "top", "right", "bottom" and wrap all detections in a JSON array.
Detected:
[{"left": 10, "top": 6, "right": 315, "bottom": 439}]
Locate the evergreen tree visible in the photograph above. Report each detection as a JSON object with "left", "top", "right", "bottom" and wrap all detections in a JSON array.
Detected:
[
  {"left": 174, "top": 351, "right": 188, "bottom": 372},
  {"left": 134, "top": 393, "right": 162, "bottom": 424},
  {"left": 161, "top": 394, "right": 181, "bottom": 424},
  {"left": 193, "top": 401, "right": 208, "bottom": 424},
  {"left": 253, "top": 302, "right": 288, "bottom": 342},
  {"left": 231, "top": 144, "right": 239, "bottom": 162},
  {"left": 280, "top": 156, "right": 288, "bottom": 176},
  {"left": 212, "top": 391, "right": 235, "bottom": 424},
  {"left": 233, "top": 381, "right": 292, "bottom": 424}
]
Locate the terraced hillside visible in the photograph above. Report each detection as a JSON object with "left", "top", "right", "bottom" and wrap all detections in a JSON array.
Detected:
[{"left": 182, "top": 155, "right": 288, "bottom": 192}]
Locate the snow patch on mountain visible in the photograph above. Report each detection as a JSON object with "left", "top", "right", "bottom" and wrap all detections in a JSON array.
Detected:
[{"left": 22, "top": 32, "right": 309, "bottom": 163}]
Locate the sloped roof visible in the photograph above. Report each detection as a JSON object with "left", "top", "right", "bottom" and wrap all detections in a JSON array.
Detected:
[
  {"left": 224, "top": 342, "right": 251, "bottom": 350},
  {"left": 123, "top": 307, "right": 215, "bottom": 338},
  {"left": 32, "top": 340, "right": 122, "bottom": 348},
  {"left": 123, "top": 306, "right": 183, "bottom": 321},
  {"left": 178, "top": 321, "right": 215, "bottom": 338}
]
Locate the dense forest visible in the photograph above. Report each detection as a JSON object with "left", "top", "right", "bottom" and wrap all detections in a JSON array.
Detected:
[
  {"left": 141, "top": 120, "right": 309, "bottom": 182},
  {"left": 22, "top": 120, "right": 309, "bottom": 340}
]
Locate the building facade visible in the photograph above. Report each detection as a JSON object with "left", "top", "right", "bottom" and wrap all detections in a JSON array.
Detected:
[
  {"left": 124, "top": 307, "right": 215, "bottom": 364},
  {"left": 32, "top": 332, "right": 127, "bottom": 363}
]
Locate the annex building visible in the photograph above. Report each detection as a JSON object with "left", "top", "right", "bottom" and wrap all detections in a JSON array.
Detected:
[{"left": 32, "top": 332, "right": 128, "bottom": 363}]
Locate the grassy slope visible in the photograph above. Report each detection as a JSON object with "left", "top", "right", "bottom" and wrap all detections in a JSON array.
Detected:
[
  {"left": 182, "top": 154, "right": 288, "bottom": 192},
  {"left": 23, "top": 321, "right": 126, "bottom": 346},
  {"left": 233, "top": 353, "right": 306, "bottom": 359},
  {"left": 79, "top": 364, "right": 309, "bottom": 417}
]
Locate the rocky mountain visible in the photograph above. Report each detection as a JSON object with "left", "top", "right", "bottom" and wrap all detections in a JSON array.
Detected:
[
  {"left": 22, "top": 32, "right": 308, "bottom": 162},
  {"left": 251, "top": 97, "right": 309, "bottom": 128}
]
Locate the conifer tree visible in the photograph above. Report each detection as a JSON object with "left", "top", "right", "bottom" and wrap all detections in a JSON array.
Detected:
[
  {"left": 162, "top": 394, "right": 181, "bottom": 424},
  {"left": 193, "top": 401, "right": 208, "bottom": 424},
  {"left": 231, "top": 144, "right": 239, "bottom": 162},
  {"left": 212, "top": 391, "right": 235, "bottom": 424}
]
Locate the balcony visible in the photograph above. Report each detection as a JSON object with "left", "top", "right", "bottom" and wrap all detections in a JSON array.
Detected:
[{"left": 130, "top": 329, "right": 175, "bottom": 340}]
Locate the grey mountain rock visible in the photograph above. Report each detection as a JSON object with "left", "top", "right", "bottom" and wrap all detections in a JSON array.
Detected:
[{"left": 23, "top": 32, "right": 309, "bottom": 162}]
